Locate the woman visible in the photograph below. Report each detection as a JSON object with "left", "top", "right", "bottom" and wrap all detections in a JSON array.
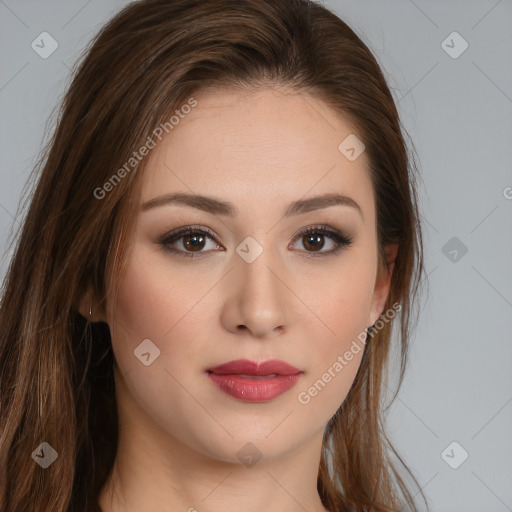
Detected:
[{"left": 0, "top": 0, "right": 426, "bottom": 511}]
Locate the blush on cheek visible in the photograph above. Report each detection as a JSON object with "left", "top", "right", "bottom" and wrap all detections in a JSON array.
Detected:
[{"left": 111, "top": 254, "right": 208, "bottom": 376}]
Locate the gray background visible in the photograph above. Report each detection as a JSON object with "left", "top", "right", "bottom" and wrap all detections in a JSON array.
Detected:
[{"left": 1, "top": 1, "right": 511, "bottom": 510}]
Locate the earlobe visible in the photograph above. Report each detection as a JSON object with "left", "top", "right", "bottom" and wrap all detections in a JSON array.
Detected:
[
  {"left": 75, "top": 284, "right": 107, "bottom": 323},
  {"left": 76, "top": 284, "right": 94, "bottom": 321}
]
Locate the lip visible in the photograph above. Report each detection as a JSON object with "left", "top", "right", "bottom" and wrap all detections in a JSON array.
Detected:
[{"left": 207, "top": 359, "right": 303, "bottom": 403}]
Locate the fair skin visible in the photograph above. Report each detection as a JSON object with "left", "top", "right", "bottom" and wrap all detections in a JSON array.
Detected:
[{"left": 81, "top": 86, "right": 396, "bottom": 512}]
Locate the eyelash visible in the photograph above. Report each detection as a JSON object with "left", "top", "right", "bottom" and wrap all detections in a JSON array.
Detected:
[{"left": 159, "top": 224, "right": 353, "bottom": 259}]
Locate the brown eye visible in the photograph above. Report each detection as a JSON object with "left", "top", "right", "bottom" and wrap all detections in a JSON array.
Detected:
[
  {"left": 302, "top": 232, "right": 325, "bottom": 252},
  {"left": 182, "top": 232, "right": 207, "bottom": 252},
  {"left": 160, "top": 224, "right": 353, "bottom": 259},
  {"left": 160, "top": 226, "right": 221, "bottom": 258},
  {"left": 292, "top": 226, "right": 353, "bottom": 257}
]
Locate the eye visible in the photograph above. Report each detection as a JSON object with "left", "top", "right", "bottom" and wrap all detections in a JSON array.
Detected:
[
  {"left": 159, "top": 224, "right": 353, "bottom": 258},
  {"left": 159, "top": 225, "right": 222, "bottom": 258},
  {"left": 290, "top": 225, "right": 353, "bottom": 257}
]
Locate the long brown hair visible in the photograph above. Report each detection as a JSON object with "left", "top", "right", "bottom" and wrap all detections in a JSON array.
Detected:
[{"left": 0, "top": 1, "right": 426, "bottom": 510}]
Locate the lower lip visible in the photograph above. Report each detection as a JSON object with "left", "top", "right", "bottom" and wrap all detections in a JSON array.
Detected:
[{"left": 207, "top": 372, "right": 302, "bottom": 402}]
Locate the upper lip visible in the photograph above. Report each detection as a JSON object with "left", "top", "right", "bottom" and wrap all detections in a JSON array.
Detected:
[{"left": 207, "top": 359, "right": 302, "bottom": 376}]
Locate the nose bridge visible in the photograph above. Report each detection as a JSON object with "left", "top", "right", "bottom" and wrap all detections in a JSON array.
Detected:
[
  {"left": 236, "top": 235, "right": 283, "bottom": 299},
  {"left": 230, "top": 235, "right": 289, "bottom": 333}
]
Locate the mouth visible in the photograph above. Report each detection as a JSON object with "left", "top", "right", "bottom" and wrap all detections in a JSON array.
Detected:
[{"left": 206, "top": 359, "right": 303, "bottom": 403}]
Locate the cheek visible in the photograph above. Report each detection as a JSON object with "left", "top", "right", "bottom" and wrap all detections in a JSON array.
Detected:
[
  {"left": 307, "top": 251, "right": 375, "bottom": 338},
  {"left": 108, "top": 247, "right": 218, "bottom": 448},
  {"left": 295, "top": 255, "right": 374, "bottom": 412},
  {"left": 296, "top": 302, "right": 368, "bottom": 422},
  {"left": 110, "top": 245, "right": 208, "bottom": 373}
]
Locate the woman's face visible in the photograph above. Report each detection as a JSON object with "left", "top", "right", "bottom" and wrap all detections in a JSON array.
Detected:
[{"left": 106, "top": 86, "right": 392, "bottom": 464}]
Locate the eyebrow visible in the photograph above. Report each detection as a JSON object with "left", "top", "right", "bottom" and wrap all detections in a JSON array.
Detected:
[{"left": 141, "top": 192, "right": 363, "bottom": 219}]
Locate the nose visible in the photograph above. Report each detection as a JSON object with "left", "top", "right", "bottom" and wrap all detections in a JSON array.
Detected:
[{"left": 220, "top": 247, "right": 289, "bottom": 339}]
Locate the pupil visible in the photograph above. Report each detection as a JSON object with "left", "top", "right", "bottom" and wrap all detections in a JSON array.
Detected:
[
  {"left": 184, "top": 233, "right": 205, "bottom": 251},
  {"left": 305, "top": 234, "right": 323, "bottom": 251}
]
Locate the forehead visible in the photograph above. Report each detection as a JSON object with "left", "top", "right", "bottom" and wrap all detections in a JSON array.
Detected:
[{"left": 140, "top": 86, "right": 374, "bottom": 221}]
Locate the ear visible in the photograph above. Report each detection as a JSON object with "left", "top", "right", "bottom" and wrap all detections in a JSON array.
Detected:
[
  {"left": 369, "top": 243, "right": 398, "bottom": 327},
  {"left": 76, "top": 284, "right": 108, "bottom": 323}
]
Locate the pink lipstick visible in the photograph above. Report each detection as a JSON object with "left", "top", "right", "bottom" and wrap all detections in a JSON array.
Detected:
[{"left": 207, "top": 359, "right": 303, "bottom": 402}]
